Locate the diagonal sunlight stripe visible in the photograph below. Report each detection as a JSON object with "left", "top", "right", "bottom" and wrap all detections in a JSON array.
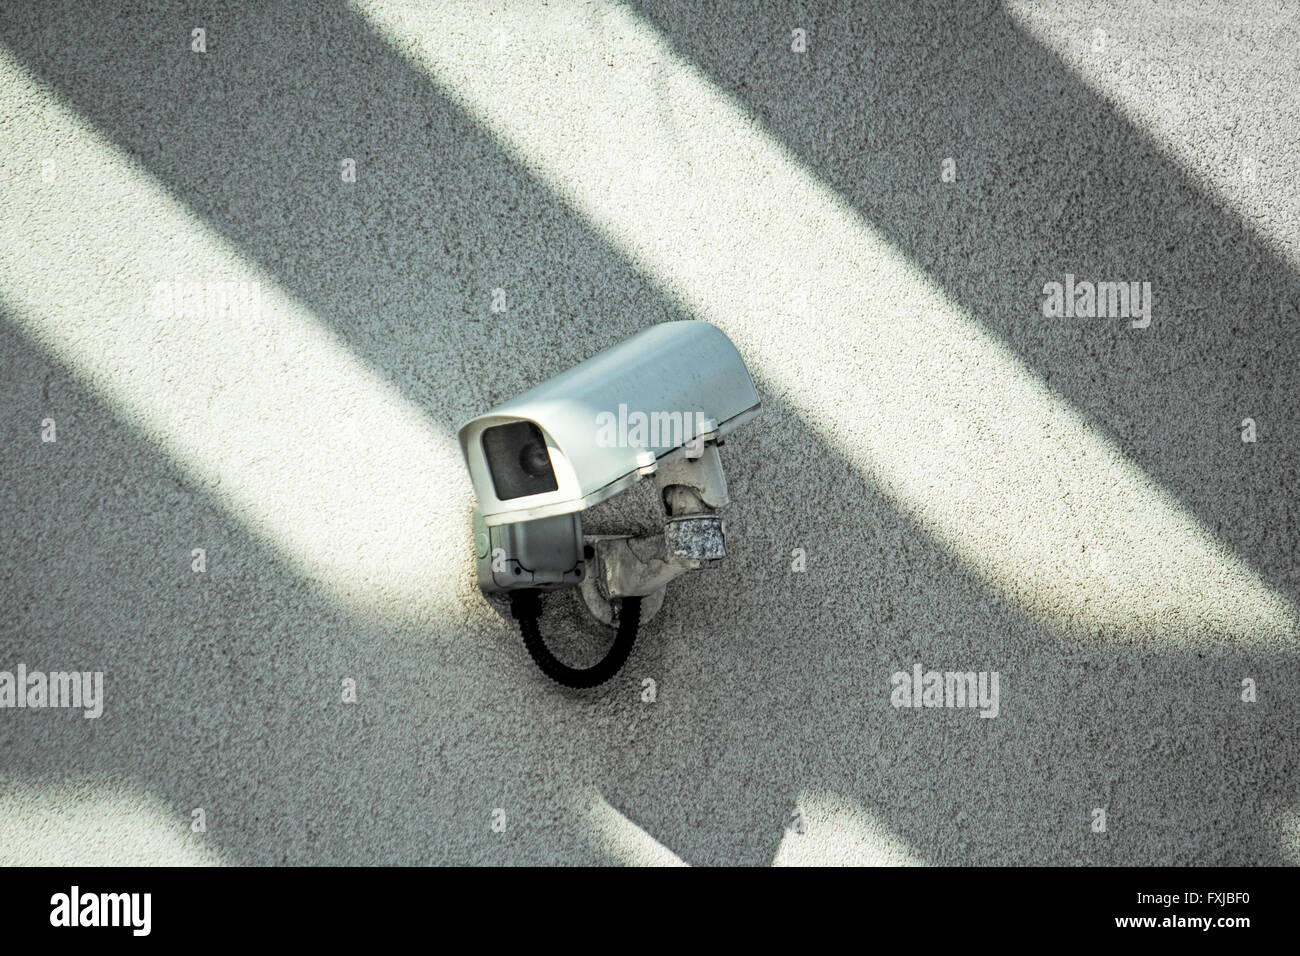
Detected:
[
  {"left": 0, "top": 775, "right": 231, "bottom": 865},
  {"left": 0, "top": 47, "right": 469, "bottom": 623},
  {"left": 580, "top": 786, "right": 926, "bottom": 866},
  {"left": 771, "top": 790, "right": 926, "bottom": 866},
  {"left": 357, "top": 0, "right": 1297, "bottom": 648},
  {"left": 580, "top": 789, "right": 688, "bottom": 866}
]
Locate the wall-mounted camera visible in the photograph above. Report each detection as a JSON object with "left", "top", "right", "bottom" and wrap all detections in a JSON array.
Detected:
[{"left": 458, "top": 321, "right": 761, "bottom": 687}]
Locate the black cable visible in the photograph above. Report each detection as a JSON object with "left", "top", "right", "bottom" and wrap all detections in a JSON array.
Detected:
[{"left": 510, "top": 589, "right": 641, "bottom": 689}]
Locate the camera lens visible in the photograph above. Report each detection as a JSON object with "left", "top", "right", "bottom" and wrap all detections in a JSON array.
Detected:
[
  {"left": 519, "top": 440, "right": 552, "bottom": 478},
  {"left": 481, "top": 421, "right": 559, "bottom": 500}
]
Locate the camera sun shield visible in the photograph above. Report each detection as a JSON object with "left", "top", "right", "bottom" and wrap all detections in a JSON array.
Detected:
[{"left": 458, "top": 321, "right": 760, "bottom": 527}]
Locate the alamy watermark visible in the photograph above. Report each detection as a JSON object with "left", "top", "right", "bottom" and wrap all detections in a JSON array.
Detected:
[
  {"left": 1042, "top": 274, "right": 1152, "bottom": 329},
  {"left": 595, "top": 404, "right": 709, "bottom": 457},
  {"left": 890, "top": 663, "right": 999, "bottom": 718},
  {"left": 148, "top": 277, "right": 262, "bottom": 325},
  {"left": 50, "top": 886, "right": 150, "bottom": 936},
  {"left": 0, "top": 664, "right": 103, "bottom": 718}
]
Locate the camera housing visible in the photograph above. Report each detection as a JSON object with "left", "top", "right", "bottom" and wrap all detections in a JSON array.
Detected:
[
  {"left": 458, "top": 321, "right": 761, "bottom": 687},
  {"left": 459, "top": 320, "right": 760, "bottom": 531}
]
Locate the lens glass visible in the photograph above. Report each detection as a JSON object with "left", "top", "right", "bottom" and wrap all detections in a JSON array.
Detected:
[
  {"left": 520, "top": 440, "right": 553, "bottom": 478},
  {"left": 481, "top": 421, "right": 559, "bottom": 500}
]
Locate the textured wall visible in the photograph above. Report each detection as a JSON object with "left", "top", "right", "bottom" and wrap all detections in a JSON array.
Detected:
[{"left": 0, "top": 0, "right": 1296, "bottom": 865}]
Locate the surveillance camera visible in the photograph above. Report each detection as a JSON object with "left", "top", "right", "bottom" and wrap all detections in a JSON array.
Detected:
[{"left": 459, "top": 321, "right": 761, "bottom": 688}]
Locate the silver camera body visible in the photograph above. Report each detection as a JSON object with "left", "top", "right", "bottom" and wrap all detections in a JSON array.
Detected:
[{"left": 458, "top": 321, "right": 761, "bottom": 686}]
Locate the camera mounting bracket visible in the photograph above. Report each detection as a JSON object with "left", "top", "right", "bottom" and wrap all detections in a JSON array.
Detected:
[{"left": 578, "top": 440, "right": 730, "bottom": 626}]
